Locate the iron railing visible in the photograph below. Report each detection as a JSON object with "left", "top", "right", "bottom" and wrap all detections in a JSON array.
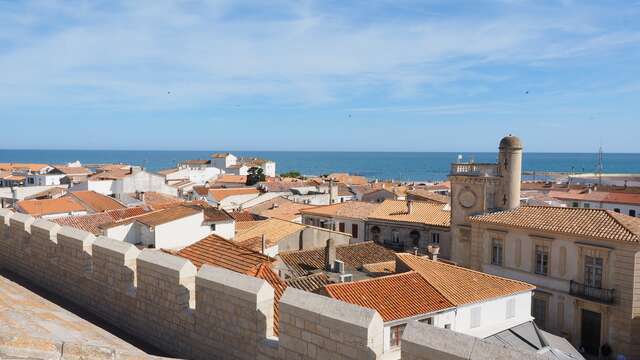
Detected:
[{"left": 570, "top": 280, "right": 615, "bottom": 304}]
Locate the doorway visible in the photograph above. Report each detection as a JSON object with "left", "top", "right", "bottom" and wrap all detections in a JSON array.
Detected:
[{"left": 581, "top": 309, "right": 601, "bottom": 356}]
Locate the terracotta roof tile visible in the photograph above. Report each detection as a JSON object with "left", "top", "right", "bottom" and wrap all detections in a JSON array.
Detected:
[
  {"left": 214, "top": 175, "right": 247, "bottom": 184},
  {"left": 396, "top": 254, "right": 535, "bottom": 306},
  {"left": 327, "top": 173, "right": 368, "bottom": 186},
  {"left": 361, "top": 261, "right": 396, "bottom": 276},
  {"left": 368, "top": 199, "right": 450, "bottom": 227},
  {"left": 230, "top": 210, "right": 265, "bottom": 222},
  {"left": 208, "top": 188, "right": 259, "bottom": 201},
  {"left": 69, "top": 191, "right": 125, "bottom": 212},
  {"left": 324, "top": 272, "right": 454, "bottom": 322},
  {"left": 0, "top": 163, "right": 50, "bottom": 172},
  {"left": 469, "top": 206, "right": 640, "bottom": 242},
  {"left": 407, "top": 189, "right": 449, "bottom": 204},
  {"left": 279, "top": 241, "right": 397, "bottom": 278},
  {"left": 285, "top": 273, "right": 333, "bottom": 293},
  {"left": 141, "top": 192, "right": 184, "bottom": 210},
  {"left": 176, "top": 234, "right": 273, "bottom": 273},
  {"left": 300, "top": 201, "right": 379, "bottom": 220},
  {"left": 248, "top": 197, "right": 310, "bottom": 221},
  {"left": 51, "top": 207, "right": 148, "bottom": 234},
  {"left": 235, "top": 218, "right": 304, "bottom": 247},
  {"left": 16, "top": 197, "right": 87, "bottom": 216}
]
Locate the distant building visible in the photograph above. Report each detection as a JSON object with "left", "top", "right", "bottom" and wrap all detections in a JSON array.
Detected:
[
  {"left": 15, "top": 191, "right": 126, "bottom": 219},
  {"left": 210, "top": 152, "right": 276, "bottom": 178},
  {"left": 300, "top": 201, "right": 380, "bottom": 243},
  {"left": 366, "top": 199, "right": 451, "bottom": 258}
]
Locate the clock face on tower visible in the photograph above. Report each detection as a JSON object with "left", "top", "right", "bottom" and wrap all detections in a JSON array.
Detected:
[{"left": 458, "top": 189, "right": 477, "bottom": 208}]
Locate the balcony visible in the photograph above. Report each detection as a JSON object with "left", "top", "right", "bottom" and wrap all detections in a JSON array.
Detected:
[
  {"left": 450, "top": 163, "right": 499, "bottom": 177},
  {"left": 570, "top": 280, "right": 615, "bottom": 304}
]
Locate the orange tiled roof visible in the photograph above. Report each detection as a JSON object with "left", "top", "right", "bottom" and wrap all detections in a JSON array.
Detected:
[
  {"left": 324, "top": 271, "right": 454, "bottom": 322},
  {"left": 230, "top": 210, "right": 264, "bottom": 222},
  {"left": 285, "top": 273, "right": 333, "bottom": 293},
  {"left": 396, "top": 253, "right": 535, "bottom": 306},
  {"left": 361, "top": 260, "right": 396, "bottom": 276},
  {"left": 53, "top": 166, "right": 91, "bottom": 176},
  {"left": 248, "top": 197, "right": 310, "bottom": 221},
  {"left": 407, "top": 189, "right": 449, "bottom": 204},
  {"left": 68, "top": 191, "right": 125, "bottom": 212},
  {"left": 176, "top": 234, "right": 273, "bottom": 273},
  {"left": 299, "top": 201, "right": 379, "bottom": 220},
  {"left": 234, "top": 218, "right": 304, "bottom": 247},
  {"left": 51, "top": 207, "right": 147, "bottom": 234},
  {"left": 141, "top": 192, "right": 184, "bottom": 210},
  {"left": 208, "top": 188, "right": 259, "bottom": 201},
  {"left": 367, "top": 199, "right": 450, "bottom": 227},
  {"left": 278, "top": 241, "right": 397, "bottom": 278},
  {"left": 469, "top": 206, "right": 640, "bottom": 242},
  {"left": 327, "top": 173, "right": 368, "bottom": 186},
  {"left": 0, "top": 163, "right": 50, "bottom": 172},
  {"left": 214, "top": 174, "right": 247, "bottom": 184},
  {"left": 16, "top": 197, "right": 87, "bottom": 216}
]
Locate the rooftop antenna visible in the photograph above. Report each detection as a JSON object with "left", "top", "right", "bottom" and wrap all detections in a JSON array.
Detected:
[{"left": 596, "top": 142, "right": 604, "bottom": 186}]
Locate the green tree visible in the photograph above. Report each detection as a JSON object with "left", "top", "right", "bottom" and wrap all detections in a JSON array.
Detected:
[
  {"left": 246, "top": 167, "right": 266, "bottom": 185},
  {"left": 280, "top": 171, "right": 302, "bottom": 179}
]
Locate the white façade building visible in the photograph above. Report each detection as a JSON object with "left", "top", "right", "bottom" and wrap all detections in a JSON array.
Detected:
[
  {"left": 323, "top": 253, "right": 581, "bottom": 359},
  {"left": 100, "top": 205, "right": 228, "bottom": 250},
  {"left": 209, "top": 152, "right": 276, "bottom": 178}
]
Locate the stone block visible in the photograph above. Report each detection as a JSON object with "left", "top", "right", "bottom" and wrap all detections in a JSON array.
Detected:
[
  {"left": 197, "top": 265, "right": 274, "bottom": 303},
  {"left": 93, "top": 236, "right": 141, "bottom": 263},
  {"left": 31, "top": 219, "right": 61, "bottom": 241},
  {"left": 402, "top": 322, "right": 474, "bottom": 360},
  {"left": 58, "top": 226, "right": 96, "bottom": 250},
  {"left": 137, "top": 249, "right": 196, "bottom": 279}
]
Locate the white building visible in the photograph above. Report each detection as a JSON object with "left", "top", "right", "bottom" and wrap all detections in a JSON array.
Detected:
[
  {"left": 548, "top": 189, "right": 640, "bottom": 217},
  {"left": 26, "top": 164, "right": 91, "bottom": 187},
  {"left": 101, "top": 205, "right": 213, "bottom": 250},
  {"left": 209, "top": 152, "right": 276, "bottom": 178},
  {"left": 74, "top": 170, "right": 177, "bottom": 198},
  {"left": 323, "top": 253, "right": 579, "bottom": 358},
  {"left": 300, "top": 201, "right": 380, "bottom": 243}
]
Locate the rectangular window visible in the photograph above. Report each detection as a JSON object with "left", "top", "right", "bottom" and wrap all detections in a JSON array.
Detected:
[
  {"left": 572, "top": 202, "right": 579, "bottom": 208},
  {"left": 470, "top": 307, "right": 482, "bottom": 328},
  {"left": 419, "top": 317, "right": 433, "bottom": 325},
  {"left": 210, "top": 224, "right": 216, "bottom": 231},
  {"left": 491, "top": 239, "right": 503, "bottom": 266},
  {"left": 583, "top": 203, "right": 590, "bottom": 208},
  {"left": 389, "top": 324, "right": 406, "bottom": 348},
  {"left": 584, "top": 255, "right": 603, "bottom": 288},
  {"left": 392, "top": 230, "right": 400, "bottom": 243},
  {"left": 630, "top": 209, "right": 637, "bottom": 217},
  {"left": 506, "top": 298, "right": 516, "bottom": 319},
  {"left": 532, "top": 297, "right": 547, "bottom": 329},
  {"left": 339, "top": 222, "right": 345, "bottom": 233},
  {"left": 431, "top": 232, "right": 440, "bottom": 244},
  {"left": 535, "top": 245, "right": 549, "bottom": 276},
  {"left": 613, "top": 208, "right": 621, "bottom": 213},
  {"left": 444, "top": 324, "right": 451, "bottom": 330},
  {"left": 351, "top": 224, "right": 358, "bottom": 238}
]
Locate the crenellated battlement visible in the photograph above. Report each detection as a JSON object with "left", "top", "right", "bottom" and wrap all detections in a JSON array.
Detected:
[{"left": 0, "top": 209, "right": 547, "bottom": 360}]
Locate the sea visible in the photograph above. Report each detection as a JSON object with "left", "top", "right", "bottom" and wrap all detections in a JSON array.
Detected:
[{"left": 1, "top": 149, "right": 639, "bottom": 182}]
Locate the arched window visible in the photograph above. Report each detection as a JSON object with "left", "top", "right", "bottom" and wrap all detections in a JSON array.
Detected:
[
  {"left": 392, "top": 229, "right": 400, "bottom": 243},
  {"left": 410, "top": 230, "right": 421, "bottom": 246},
  {"left": 371, "top": 226, "right": 381, "bottom": 242}
]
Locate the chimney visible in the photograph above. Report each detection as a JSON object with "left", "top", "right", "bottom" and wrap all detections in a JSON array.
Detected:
[
  {"left": 325, "top": 238, "right": 336, "bottom": 271},
  {"left": 261, "top": 234, "right": 266, "bottom": 255},
  {"left": 407, "top": 200, "right": 413, "bottom": 214},
  {"left": 427, "top": 245, "right": 440, "bottom": 262}
]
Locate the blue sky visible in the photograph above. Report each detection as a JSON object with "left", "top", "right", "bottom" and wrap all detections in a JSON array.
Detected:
[{"left": 1, "top": 0, "right": 639, "bottom": 152}]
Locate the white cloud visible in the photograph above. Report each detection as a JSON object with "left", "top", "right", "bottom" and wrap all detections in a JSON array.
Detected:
[{"left": 0, "top": 0, "right": 638, "bottom": 109}]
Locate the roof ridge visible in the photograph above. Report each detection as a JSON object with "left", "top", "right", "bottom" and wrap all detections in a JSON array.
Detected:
[
  {"left": 605, "top": 210, "right": 640, "bottom": 240},
  {"left": 396, "top": 253, "right": 534, "bottom": 294},
  {"left": 325, "top": 270, "right": 419, "bottom": 289}
]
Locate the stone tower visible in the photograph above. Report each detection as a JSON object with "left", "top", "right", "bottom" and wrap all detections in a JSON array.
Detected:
[{"left": 448, "top": 135, "right": 523, "bottom": 267}]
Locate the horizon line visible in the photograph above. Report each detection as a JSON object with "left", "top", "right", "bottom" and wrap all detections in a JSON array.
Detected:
[{"left": 1, "top": 148, "right": 640, "bottom": 155}]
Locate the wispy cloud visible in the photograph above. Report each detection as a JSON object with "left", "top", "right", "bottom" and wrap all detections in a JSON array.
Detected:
[{"left": 0, "top": 0, "right": 638, "bottom": 109}]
